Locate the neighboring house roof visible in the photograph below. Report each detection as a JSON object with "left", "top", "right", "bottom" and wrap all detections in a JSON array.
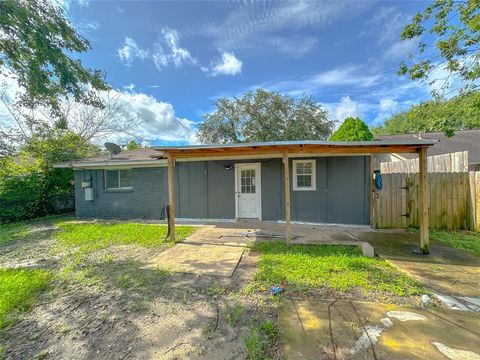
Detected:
[
  {"left": 375, "top": 130, "right": 480, "bottom": 164},
  {"left": 54, "top": 140, "right": 437, "bottom": 168}
]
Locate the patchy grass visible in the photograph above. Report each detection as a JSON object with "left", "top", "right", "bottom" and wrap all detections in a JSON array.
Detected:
[
  {"left": 248, "top": 242, "right": 423, "bottom": 297},
  {"left": 412, "top": 229, "right": 480, "bottom": 257},
  {"left": 0, "top": 214, "right": 74, "bottom": 247},
  {"left": 243, "top": 320, "right": 279, "bottom": 360},
  {"left": 0, "top": 268, "right": 50, "bottom": 329},
  {"left": 0, "top": 222, "right": 31, "bottom": 246},
  {"left": 224, "top": 302, "right": 244, "bottom": 327},
  {"left": 56, "top": 222, "right": 195, "bottom": 250}
]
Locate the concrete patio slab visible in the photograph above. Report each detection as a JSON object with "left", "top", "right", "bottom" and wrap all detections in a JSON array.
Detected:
[
  {"left": 281, "top": 299, "right": 480, "bottom": 360},
  {"left": 149, "top": 243, "right": 244, "bottom": 276}
]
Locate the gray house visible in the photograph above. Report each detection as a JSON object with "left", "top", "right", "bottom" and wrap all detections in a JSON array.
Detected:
[{"left": 56, "top": 140, "right": 435, "bottom": 246}]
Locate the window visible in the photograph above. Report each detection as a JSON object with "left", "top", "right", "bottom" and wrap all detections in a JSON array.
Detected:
[
  {"left": 240, "top": 169, "right": 256, "bottom": 194},
  {"left": 104, "top": 169, "right": 133, "bottom": 190},
  {"left": 293, "top": 160, "right": 316, "bottom": 191}
]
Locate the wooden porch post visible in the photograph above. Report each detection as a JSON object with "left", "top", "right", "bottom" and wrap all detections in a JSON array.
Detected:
[
  {"left": 419, "top": 147, "right": 429, "bottom": 254},
  {"left": 167, "top": 153, "right": 176, "bottom": 242},
  {"left": 283, "top": 151, "right": 291, "bottom": 244},
  {"left": 370, "top": 154, "right": 376, "bottom": 228}
]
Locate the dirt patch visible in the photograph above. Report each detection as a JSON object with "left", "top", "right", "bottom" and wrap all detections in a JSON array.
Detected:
[{"left": 0, "top": 222, "right": 280, "bottom": 360}]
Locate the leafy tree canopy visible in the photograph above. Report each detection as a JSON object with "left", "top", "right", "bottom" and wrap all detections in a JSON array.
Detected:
[
  {"left": 372, "top": 91, "right": 480, "bottom": 136},
  {"left": 197, "top": 89, "right": 334, "bottom": 144},
  {"left": 126, "top": 140, "right": 141, "bottom": 150},
  {"left": 329, "top": 117, "right": 374, "bottom": 141},
  {"left": 0, "top": 0, "right": 110, "bottom": 116},
  {"left": 398, "top": 0, "right": 480, "bottom": 96}
]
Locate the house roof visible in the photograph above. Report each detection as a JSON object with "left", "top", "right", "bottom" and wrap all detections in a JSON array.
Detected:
[
  {"left": 151, "top": 139, "right": 436, "bottom": 151},
  {"left": 53, "top": 148, "right": 165, "bottom": 168},
  {"left": 54, "top": 140, "right": 437, "bottom": 168},
  {"left": 151, "top": 139, "right": 436, "bottom": 159},
  {"left": 375, "top": 129, "right": 480, "bottom": 164}
]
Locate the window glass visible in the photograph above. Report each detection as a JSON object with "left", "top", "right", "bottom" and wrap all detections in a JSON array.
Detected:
[
  {"left": 119, "top": 169, "right": 132, "bottom": 188},
  {"left": 294, "top": 160, "right": 315, "bottom": 190},
  {"left": 105, "top": 170, "right": 119, "bottom": 189},
  {"left": 241, "top": 169, "right": 256, "bottom": 194}
]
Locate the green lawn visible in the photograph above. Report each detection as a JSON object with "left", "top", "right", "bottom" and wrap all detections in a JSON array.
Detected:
[
  {"left": 0, "top": 268, "right": 50, "bottom": 329},
  {"left": 409, "top": 228, "right": 480, "bottom": 257},
  {"left": 429, "top": 229, "right": 480, "bottom": 256},
  {"left": 249, "top": 242, "right": 423, "bottom": 297},
  {"left": 56, "top": 222, "right": 196, "bottom": 250}
]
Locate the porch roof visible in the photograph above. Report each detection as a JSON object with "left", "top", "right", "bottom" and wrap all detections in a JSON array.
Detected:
[{"left": 152, "top": 139, "right": 437, "bottom": 159}]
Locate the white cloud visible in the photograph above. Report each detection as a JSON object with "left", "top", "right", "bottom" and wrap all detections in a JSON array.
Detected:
[
  {"left": 210, "top": 52, "right": 243, "bottom": 76},
  {"left": 161, "top": 28, "right": 197, "bottom": 68},
  {"left": 122, "top": 83, "right": 135, "bottom": 92},
  {"left": 327, "top": 96, "right": 360, "bottom": 125},
  {"left": 270, "top": 36, "right": 318, "bottom": 58},
  {"left": 199, "top": 1, "right": 372, "bottom": 51},
  {"left": 366, "top": 6, "right": 411, "bottom": 45},
  {"left": 383, "top": 38, "right": 418, "bottom": 61},
  {"left": 262, "top": 64, "right": 381, "bottom": 96},
  {"left": 111, "top": 90, "right": 198, "bottom": 144},
  {"left": 117, "top": 37, "right": 149, "bottom": 66}
]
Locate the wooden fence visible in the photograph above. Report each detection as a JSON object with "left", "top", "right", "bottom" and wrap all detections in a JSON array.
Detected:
[
  {"left": 380, "top": 151, "right": 468, "bottom": 173},
  {"left": 374, "top": 171, "right": 478, "bottom": 230}
]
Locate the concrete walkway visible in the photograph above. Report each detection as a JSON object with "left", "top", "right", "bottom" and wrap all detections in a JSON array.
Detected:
[
  {"left": 359, "top": 231, "right": 480, "bottom": 312},
  {"left": 281, "top": 299, "right": 480, "bottom": 360},
  {"left": 148, "top": 226, "right": 250, "bottom": 276}
]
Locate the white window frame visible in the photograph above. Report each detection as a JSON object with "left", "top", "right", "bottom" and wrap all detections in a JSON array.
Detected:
[
  {"left": 293, "top": 159, "right": 316, "bottom": 191},
  {"left": 104, "top": 169, "right": 133, "bottom": 190}
]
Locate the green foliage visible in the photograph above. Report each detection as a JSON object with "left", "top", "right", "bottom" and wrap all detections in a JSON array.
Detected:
[
  {"left": 372, "top": 92, "right": 480, "bottom": 136},
  {"left": 56, "top": 222, "right": 195, "bottom": 251},
  {"left": 0, "top": 268, "right": 50, "bottom": 329},
  {"left": 329, "top": 117, "right": 373, "bottom": 141},
  {"left": 126, "top": 140, "right": 141, "bottom": 150},
  {"left": 0, "top": 132, "right": 100, "bottom": 222},
  {"left": 398, "top": 0, "right": 480, "bottom": 95},
  {"left": 0, "top": 0, "right": 110, "bottom": 116},
  {"left": 197, "top": 88, "right": 334, "bottom": 143},
  {"left": 248, "top": 242, "right": 423, "bottom": 297}
]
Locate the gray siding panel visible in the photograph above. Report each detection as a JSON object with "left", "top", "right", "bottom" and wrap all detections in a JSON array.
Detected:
[{"left": 74, "top": 156, "right": 370, "bottom": 224}]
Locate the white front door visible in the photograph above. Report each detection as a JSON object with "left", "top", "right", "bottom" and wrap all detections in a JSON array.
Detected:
[{"left": 235, "top": 163, "right": 261, "bottom": 219}]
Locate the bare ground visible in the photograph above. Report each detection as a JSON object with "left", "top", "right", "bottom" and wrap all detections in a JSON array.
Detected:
[{"left": 0, "top": 221, "right": 280, "bottom": 360}]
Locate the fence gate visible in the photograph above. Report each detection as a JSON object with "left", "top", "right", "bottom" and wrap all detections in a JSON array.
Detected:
[
  {"left": 375, "top": 172, "right": 471, "bottom": 230},
  {"left": 375, "top": 173, "right": 408, "bottom": 229}
]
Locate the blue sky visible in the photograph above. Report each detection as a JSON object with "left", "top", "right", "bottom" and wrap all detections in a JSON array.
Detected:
[{"left": 64, "top": 1, "right": 438, "bottom": 145}]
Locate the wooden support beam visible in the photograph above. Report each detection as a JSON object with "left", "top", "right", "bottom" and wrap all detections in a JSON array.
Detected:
[
  {"left": 167, "top": 153, "right": 176, "bottom": 242},
  {"left": 419, "top": 147, "right": 429, "bottom": 254},
  {"left": 370, "top": 155, "right": 376, "bottom": 228},
  {"left": 283, "top": 151, "right": 291, "bottom": 244}
]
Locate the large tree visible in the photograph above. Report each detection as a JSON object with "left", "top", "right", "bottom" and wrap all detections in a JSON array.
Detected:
[
  {"left": 329, "top": 117, "right": 373, "bottom": 141},
  {"left": 398, "top": 0, "right": 479, "bottom": 96},
  {"left": 197, "top": 89, "right": 334, "bottom": 143},
  {"left": 0, "top": 88, "right": 137, "bottom": 154},
  {"left": 372, "top": 91, "right": 480, "bottom": 136},
  {"left": 0, "top": 0, "right": 110, "bottom": 116}
]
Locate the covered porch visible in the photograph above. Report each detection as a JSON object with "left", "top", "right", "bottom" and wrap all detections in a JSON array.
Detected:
[{"left": 152, "top": 140, "right": 436, "bottom": 254}]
